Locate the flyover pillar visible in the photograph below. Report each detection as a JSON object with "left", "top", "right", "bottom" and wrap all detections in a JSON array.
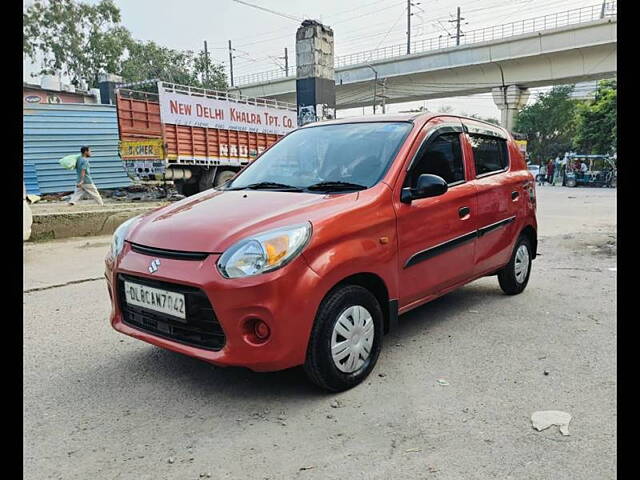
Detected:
[
  {"left": 492, "top": 85, "right": 530, "bottom": 132},
  {"left": 295, "top": 20, "right": 336, "bottom": 126}
]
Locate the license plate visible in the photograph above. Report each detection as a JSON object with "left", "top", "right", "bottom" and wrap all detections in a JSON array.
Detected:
[{"left": 124, "top": 281, "right": 186, "bottom": 319}]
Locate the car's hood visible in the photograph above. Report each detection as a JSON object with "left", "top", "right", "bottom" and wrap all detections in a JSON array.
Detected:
[{"left": 127, "top": 189, "right": 360, "bottom": 253}]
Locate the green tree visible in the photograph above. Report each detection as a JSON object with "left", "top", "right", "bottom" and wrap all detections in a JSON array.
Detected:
[
  {"left": 573, "top": 80, "right": 617, "bottom": 155},
  {"left": 193, "top": 49, "right": 228, "bottom": 90},
  {"left": 23, "top": 0, "right": 130, "bottom": 88},
  {"left": 120, "top": 41, "right": 199, "bottom": 86},
  {"left": 514, "top": 85, "right": 578, "bottom": 162},
  {"left": 120, "top": 42, "right": 227, "bottom": 90},
  {"left": 24, "top": 0, "right": 227, "bottom": 90}
]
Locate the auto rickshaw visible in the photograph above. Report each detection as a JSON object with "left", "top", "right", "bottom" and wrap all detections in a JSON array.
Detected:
[{"left": 562, "top": 154, "right": 616, "bottom": 188}]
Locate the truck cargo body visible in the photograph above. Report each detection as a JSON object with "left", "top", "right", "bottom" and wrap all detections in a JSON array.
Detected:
[{"left": 116, "top": 82, "right": 297, "bottom": 195}]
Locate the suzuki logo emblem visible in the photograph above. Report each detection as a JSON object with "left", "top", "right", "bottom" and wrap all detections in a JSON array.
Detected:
[{"left": 148, "top": 258, "right": 160, "bottom": 274}]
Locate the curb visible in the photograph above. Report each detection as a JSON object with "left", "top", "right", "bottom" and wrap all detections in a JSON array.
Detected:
[{"left": 29, "top": 205, "right": 163, "bottom": 242}]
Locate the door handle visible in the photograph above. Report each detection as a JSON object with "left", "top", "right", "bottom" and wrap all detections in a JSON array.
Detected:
[
  {"left": 511, "top": 191, "right": 520, "bottom": 200},
  {"left": 458, "top": 206, "right": 470, "bottom": 218}
]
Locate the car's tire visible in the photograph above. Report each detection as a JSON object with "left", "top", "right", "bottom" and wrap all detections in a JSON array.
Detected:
[
  {"left": 214, "top": 169, "right": 237, "bottom": 187},
  {"left": 498, "top": 235, "right": 533, "bottom": 295},
  {"left": 304, "top": 285, "right": 384, "bottom": 392},
  {"left": 566, "top": 177, "right": 577, "bottom": 187}
]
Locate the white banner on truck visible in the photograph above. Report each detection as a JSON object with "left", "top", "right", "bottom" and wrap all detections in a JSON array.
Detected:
[{"left": 158, "top": 87, "right": 297, "bottom": 135}]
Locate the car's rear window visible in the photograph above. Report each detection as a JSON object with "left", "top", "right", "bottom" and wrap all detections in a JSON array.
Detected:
[{"left": 469, "top": 134, "right": 509, "bottom": 176}]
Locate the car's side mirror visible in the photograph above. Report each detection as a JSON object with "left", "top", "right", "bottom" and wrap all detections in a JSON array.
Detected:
[{"left": 401, "top": 174, "right": 448, "bottom": 203}]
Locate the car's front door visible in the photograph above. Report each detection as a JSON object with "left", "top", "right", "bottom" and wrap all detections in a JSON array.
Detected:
[{"left": 394, "top": 118, "right": 478, "bottom": 310}]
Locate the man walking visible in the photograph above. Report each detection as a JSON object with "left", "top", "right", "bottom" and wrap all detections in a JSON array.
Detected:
[{"left": 68, "top": 146, "right": 104, "bottom": 206}]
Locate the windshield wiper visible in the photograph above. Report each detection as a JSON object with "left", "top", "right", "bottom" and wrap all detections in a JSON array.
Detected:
[
  {"left": 225, "top": 182, "right": 302, "bottom": 191},
  {"left": 305, "top": 181, "right": 368, "bottom": 192}
]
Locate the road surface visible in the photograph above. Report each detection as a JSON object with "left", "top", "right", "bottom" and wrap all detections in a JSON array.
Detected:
[{"left": 24, "top": 186, "right": 616, "bottom": 479}]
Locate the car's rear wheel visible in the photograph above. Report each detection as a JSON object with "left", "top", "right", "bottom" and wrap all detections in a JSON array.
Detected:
[
  {"left": 304, "top": 285, "right": 383, "bottom": 392},
  {"left": 497, "top": 235, "right": 533, "bottom": 295}
]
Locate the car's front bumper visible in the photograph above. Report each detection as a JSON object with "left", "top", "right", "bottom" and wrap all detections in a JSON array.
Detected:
[{"left": 105, "top": 242, "right": 323, "bottom": 372}]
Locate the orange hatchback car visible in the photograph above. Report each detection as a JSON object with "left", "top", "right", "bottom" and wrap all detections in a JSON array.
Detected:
[{"left": 105, "top": 113, "right": 537, "bottom": 391}]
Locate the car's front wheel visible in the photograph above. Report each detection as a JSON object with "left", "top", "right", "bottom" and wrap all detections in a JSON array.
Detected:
[
  {"left": 304, "top": 285, "right": 383, "bottom": 392},
  {"left": 498, "top": 235, "right": 533, "bottom": 295}
]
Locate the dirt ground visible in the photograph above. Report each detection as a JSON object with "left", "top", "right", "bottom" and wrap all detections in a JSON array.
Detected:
[{"left": 23, "top": 185, "right": 616, "bottom": 479}]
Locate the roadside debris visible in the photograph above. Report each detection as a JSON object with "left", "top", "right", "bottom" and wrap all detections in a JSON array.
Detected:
[
  {"left": 299, "top": 466, "right": 315, "bottom": 471},
  {"left": 436, "top": 378, "right": 450, "bottom": 386},
  {"left": 26, "top": 194, "right": 41, "bottom": 204},
  {"left": 531, "top": 410, "right": 572, "bottom": 436},
  {"left": 543, "top": 369, "right": 550, "bottom": 376},
  {"left": 330, "top": 400, "right": 343, "bottom": 408}
]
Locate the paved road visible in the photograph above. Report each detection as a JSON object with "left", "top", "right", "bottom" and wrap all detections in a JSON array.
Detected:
[{"left": 24, "top": 186, "right": 616, "bottom": 480}]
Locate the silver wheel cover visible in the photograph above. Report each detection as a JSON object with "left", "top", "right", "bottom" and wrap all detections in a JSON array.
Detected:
[
  {"left": 331, "top": 305, "right": 374, "bottom": 373},
  {"left": 514, "top": 244, "right": 530, "bottom": 284}
]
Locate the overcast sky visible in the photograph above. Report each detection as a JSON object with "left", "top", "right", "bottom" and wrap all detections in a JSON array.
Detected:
[{"left": 23, "top": 0, "right": 608, "bottom": 118}]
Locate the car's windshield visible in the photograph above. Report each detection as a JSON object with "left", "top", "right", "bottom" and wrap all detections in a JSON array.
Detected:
[{"left": 225, "top": 122, "right": 413, "bottom": 191}]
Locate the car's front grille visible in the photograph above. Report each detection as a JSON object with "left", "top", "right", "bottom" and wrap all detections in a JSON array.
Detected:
[
  {"left": 117, "top": 273, "right": 225, "bottom": 351},
  {"left": 129, "top": 243, "right": 209, "bottom": 261}
]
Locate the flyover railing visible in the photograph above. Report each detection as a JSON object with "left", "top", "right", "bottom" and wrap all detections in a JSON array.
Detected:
[{"left": 234, "top": 1, "right": 616, "bottom": 86}]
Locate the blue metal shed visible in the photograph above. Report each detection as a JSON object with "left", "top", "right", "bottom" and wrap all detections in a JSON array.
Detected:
[{"left": 23, "top": 103, "right": 131, "bottom": 194}]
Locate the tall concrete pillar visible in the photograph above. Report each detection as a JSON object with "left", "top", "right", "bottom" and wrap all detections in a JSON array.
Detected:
[
  {"left": 492, "top": 85, "right": 530, "bottom": 132},
  {"left": 295, "top": 20, "right": 336, "bottom": 126},
  {"left": 98, "top": 73, "right": 123, "bottom": 105}
]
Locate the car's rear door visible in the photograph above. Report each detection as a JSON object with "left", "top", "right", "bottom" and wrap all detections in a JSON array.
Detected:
[
  {"left": 461, "top": 120, "right": 523, "bottom": 275},
  {"left": 393, "top": 117, "right": 479, "bottom": 310}
]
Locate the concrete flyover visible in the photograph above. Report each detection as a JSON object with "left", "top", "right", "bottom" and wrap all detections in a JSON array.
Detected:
[{"left": 229, "top": 4, "right": 616, "bottom": 128}]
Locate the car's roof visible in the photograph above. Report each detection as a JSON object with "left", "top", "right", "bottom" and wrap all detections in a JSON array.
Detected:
[
  {"left": 301, "top": 112, "right": 507, "bottom": 134},
  {"left": 302, "top": 113, "right": 427, "bottom": 126}
]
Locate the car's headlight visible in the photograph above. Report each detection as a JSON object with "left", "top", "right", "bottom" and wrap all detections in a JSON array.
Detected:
[
  {"left": 110, "top": 215, "right": 141, "bottom": 258},
  {"left": 217, "top": 223, "right": 312, "bottom": 278}
]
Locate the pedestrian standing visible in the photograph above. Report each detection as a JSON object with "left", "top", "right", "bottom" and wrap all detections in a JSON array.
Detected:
[
  {"left": 68, "top": 146, "right": 104, "bottom": 206},
  {"left": 547, "top": 160, "right": 555, "bottom": 186},
  {"left": 538, "top": 162, "right": 547, "bottom": 186}
]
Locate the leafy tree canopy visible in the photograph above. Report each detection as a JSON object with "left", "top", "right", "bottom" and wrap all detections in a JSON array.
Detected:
[
  {"left": 24, "top": 0, "right": 227, "bottom": 90},
  {"left": 573, "top": 80, "right": 617, "bottom": 155},
  {"left": 514, "top": 85, "right": 577, "bottom": 162}
]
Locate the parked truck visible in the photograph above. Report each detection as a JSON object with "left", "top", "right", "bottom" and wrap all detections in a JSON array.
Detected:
[{"left": 116, "top": 81, "right": 298, "bottom": 196}]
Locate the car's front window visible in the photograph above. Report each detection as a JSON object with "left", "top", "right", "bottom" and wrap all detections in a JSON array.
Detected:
[{"left": 224, "top": 122, "right": 413, "bottom": 192}]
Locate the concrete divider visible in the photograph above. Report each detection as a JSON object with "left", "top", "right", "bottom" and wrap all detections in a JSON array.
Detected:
[{"left": 29, "top": 202, "right": 168, "bottom": 241}]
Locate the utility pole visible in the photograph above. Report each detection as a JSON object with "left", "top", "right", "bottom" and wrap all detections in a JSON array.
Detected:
[
  {"left": 228, "top": 40, "right": 235, "bottom": 87},
  {"left": 407, "top": 0, "right": 411, "bottom": 54},
  {"left": 373, "top": 72, "right": 377, "bottom": 114},
  {"left": 366, "top": 64, "right": 379, "bottom": 114},
  {"left": 203, "top": 40, "right": 209, "bottom": 84},
  {"left": 284, "top": 47, "right": 289, "bottom": 76},
  {"left": 449, "top": 7, "right": 465, "bottom": 46},
  {"left": 380, "top": 78, "right": 387, "bottom": 114}
]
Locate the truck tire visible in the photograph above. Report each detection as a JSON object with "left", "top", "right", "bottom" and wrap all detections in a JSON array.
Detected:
[
  {"left": 214, "top": 169, "right": 237, "bottom": 187},
  {"left": 198, "top": 169, "right": 216, "bottom": 192},
  {"left": 175, "top": 180, "right": 198, "bottom": 197},
  {"left": 304, "top": 285, "right": 383, "bottom": 392}
]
